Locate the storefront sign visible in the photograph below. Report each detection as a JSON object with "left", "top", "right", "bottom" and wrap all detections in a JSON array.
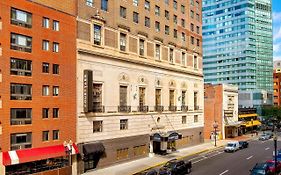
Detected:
[
  {"left": 83, "top": 70, "right": 93, "bottom": 112},
  {"left": 224, "top": 110, "right": 233, "bottom": 117},
  {"left": 168, "top": 132, "right": 181, "bottom": 141}
]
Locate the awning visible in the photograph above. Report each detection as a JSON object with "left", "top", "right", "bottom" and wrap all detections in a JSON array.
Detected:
[
  {"left": 150, "top": 131, "right": 182, "bottom": 142},
  {"left": 225, "top": 121, "right": 242, "bottom": 127},
  {"left": 83, "top": 142, "right": 105, "bottom": 155},
  {"left": 239, "top": 113, "right": 257, "bottom": 118},
  {"left": 241, "top": 120, "right": 262, "bottom": 127},
  {"left": 2, "top": 144, "right": 79, "bottom": 166}
]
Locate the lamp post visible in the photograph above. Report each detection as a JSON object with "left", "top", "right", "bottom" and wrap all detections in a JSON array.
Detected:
[
  {"left": 272, "top": 117, "right": 278, "bottom": 175},
  {"left": 64, "top": 140, "right": 73, "bottom": 167},
  {"left": 251, "top": 118, "right": 254, "bottom": 137},
  {"left": 213, "top": 121, "right": 218, "bottom": 147}
]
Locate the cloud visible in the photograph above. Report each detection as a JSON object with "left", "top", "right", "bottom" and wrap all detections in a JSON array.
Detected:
[
  {"left": 274, "top": 43, "right": 280, "bottom": 52},
  {"left": 273, "top": 12, "right": 281, "bottom": 23},
  {"left": 274, "top": 56, "right": 281, "bottom": 60},
  {"left": 274, "top": 27, "right": 281, "bottom": 41}
]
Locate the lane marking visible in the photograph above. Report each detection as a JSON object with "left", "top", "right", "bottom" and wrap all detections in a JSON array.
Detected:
[
  {"left": 219, "top": 170, "right": 229, "bottom": 175},
  {"left": 265, "top": 147, "right": 270, "bottom": 150},
  {"left": 246, "top": 155, "right": 253, "bottom": 160}
]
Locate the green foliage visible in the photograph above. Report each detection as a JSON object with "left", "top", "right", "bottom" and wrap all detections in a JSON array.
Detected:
[{"left": 262, "top": 106, "right": 281, "bottom": 120}]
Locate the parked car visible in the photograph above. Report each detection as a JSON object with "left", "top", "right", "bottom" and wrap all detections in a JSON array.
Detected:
[
  {"left": 250, "top": 163, "right": 271, "bottom": 175},
  {"left": 239, "top": 141, "right": 249, "bottom": 149},
  {"left": 137, "top": 169, "right": 158, "bottom": 175},
  {"left": 266, "top": 160, "right": 281, "bottom": 174},
  {"left": 224, "top": 141, "right": 240, "bottom": 152},
  {"left": 159, "top": 159, "right": 192, "bottom": 175},
  {"left": 259, "top": 134, "right": 271, "bottom": 141},
  {"left": 264, "top": 132, "right": 273, "bottom": 139}
]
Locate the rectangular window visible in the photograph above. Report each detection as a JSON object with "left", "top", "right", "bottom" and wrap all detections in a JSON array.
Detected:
[
  {"left": 191, "top": 23, "right": 194, "bottom": 32},
  {"left": 165, "top": 0, "right": 169, "bottom": 5},
  {"left": 182, "top": 52, "right": 186, "bottom": 65},
  {"left": 173, "top": 0, "right": 177, "bottom": 10},
  {"left": 133, "top": 12, "right": 139, "bottom": 23},
  {"left": 93, "top": 83, "right": 103, "bottom": 112},
  {"left": 11, "top": 8, "right": 32, "bottom": 28},
  {"left": 173, "top": 29, "right": 177, "bottom": 38},
  {"left": 169, "top": 90, "right": 175, "bottom": 106},
  {"left": 10, "top": 58, "right": 32, "bottom": 76},
  {"left": 194, "top": 56, "right": 198, "bottom": 69},
  {"left": 194, "top": 91, "right": 198, "bottom": 109},
  {"left": 42, "top": 40, "right": 49, "bottom": 51},
  {"left": 139, "top": 87, "right": 145, "bottom": 106},
  {"left": 53, "top": 86, "right": 59, "bottom": 96},
  {"left": 191, "top": 10, "right": 194, "bottom": 18},
  {"left": 165, "top": 10, "right": 169, "bottom": 20},
  {"left": 42, "top": 17, "right": 49, "bottom": 28},
  {"left": 120, "top": 86, "right": 127, "bottom": 107},
  {"left": 196, "top": 13, "right": 200, "bottom": 21},
  {"left": 191, "top": 0, "right": 194, "bottom": 6},
  {"left": 53, "top": 130, "right": 59, "bottom": 140},
  {"left": 42, "top": 108, "right": 49, "bottom": 118},
  {"left": 155, "top": 89, "right": 161, "bottom": 106},
  {"left": 133, "top": 0, "right": 139, "bottom": 6},
  {"left": 155, "top": 44, "right": 160, "bottom": 60},
  {"left": 197, "top": 39, "right": 200, "bottom": 47},
  {"left": 191, "top": 36, "right": 194, "bottom": 45},
  {"left": 11, "top": 83, "right": 32, "bottom": 100},
  {"left": 53, "top": 108, "right": 59, "bottom": 118},
  {"left": 169, "top": 48, "right": 174, "bottom": 63},
  {"left": 53, "top": 64, "right": 59, "bottom": 74},
  {"left": 42, "top": 62, "right": 49, "bottom": 73},
  {"left": 120, "top": 119, "right": 128, "bottom": 130},
  {"left": 116, "top": 148, "right": 129, "bottom": 160},
  {"left": 93, "top": 121, "right": 103, "bottom": 133},
  {"left": 11, "top": 132, "right": 32, "bottom": 150},
  {"left": 139, "top": 39, "right": 144, "bottom": 56},
  {"left": 173, "top": 15, "right": 177, "bottom": 24},
  {"left": 145, "top": 17, "right": 150, "bottom": 27},
  {"left": 182, "top": 91, "right": 186, "bottom": 106},
  {"left": 42, "top": 131, "right": 49, "bottom": 141},
  {"left": 196, "top": 26, "right": 200, "bottom": 34},
  {"left": 165, "top": 25, "right": 170, "bottom": 35},
  {"left": 101, "top": 0, "right": 108, "bottom": 11},
  {"left": 53, "top": 42, "right": 59, "bottom": 52},
  {"left": 86, "top": 0, "right": 93, "bottom": 6},
  {"left": 194, "top": 115, "right": 198, "bottom": 123},
  {"left": 181, "top": 19, "right": 185, "bottom": 28},
  {"left": 155, "top": 21, "right": 160, "bottom": 32},
  {"left": 10, "top": 108, "right": 32, "bottom": 125},
  {"left": 53, "top": 20, "right": 59, "bottom": 31},
  {"left": 181, "top": 32, "right": 186, "bottom": 41},
  {"left": 133, "top": 145, "right": 147, "bottom": 157},
  {"left": 196, "top": 1, "right": 199, "bottom": 8},
  {"left": 155, "top": 6, "right": 160, "bottom": 16},
  {"left": 120, "top": 33, "right": 126, "bottom": 51},
  {"left": 145, "top": 0, "right": 150, "bottom": 11},
  {"left": 93, "top": 24, "right": 102, "bottom": 45},
  {"left": 42, "top": 85, "right": 49, "bottom": 96},
  {"left": 182, "top": 116, "right": 186, "bottom": 124},
  {"left": 181, "top": 5, "right": 185, "bottom": 14},
  {"left": 11, "top": 33, "right": 32, "bottom": 53},
  {"left": 120, "top": 6, "right": 127, "bottom": 18}
]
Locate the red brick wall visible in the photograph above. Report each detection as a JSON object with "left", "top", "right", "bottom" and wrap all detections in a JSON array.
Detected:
[
  {"left": 0, "top": 0, "right": 76, "bottom": 151},
  {"left": 273, "top": 71, "right": 281, "bottom": 106}
]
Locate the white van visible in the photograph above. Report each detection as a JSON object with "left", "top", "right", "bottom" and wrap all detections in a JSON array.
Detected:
[{"left": 224, "top": 141, "right": 239, "bottom": 152}]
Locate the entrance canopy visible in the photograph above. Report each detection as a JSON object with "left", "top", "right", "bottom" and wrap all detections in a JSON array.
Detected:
[
  {"left": 225, "top": 121, "right": 242, "bottom": 127},
  {"left": 150, "top": 131, "right": 182, "bottom": 142},
  {"left": 83, "top": 142, "right": 105, "bottom": 155}
]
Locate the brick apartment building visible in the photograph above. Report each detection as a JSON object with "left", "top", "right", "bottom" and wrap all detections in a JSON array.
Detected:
[
  {"left": 273, "top": 61, "right": 281, "bottom": 106},
  {"left": 76, "top": 0, "right": 204, "bottom": 173},
  {"left": 0, "top": 0, "right": 77, "bottom": 174}
]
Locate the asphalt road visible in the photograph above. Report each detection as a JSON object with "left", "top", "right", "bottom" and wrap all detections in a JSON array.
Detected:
[{"left": 187, "top": 138, "right": 281, "bottom": 175}]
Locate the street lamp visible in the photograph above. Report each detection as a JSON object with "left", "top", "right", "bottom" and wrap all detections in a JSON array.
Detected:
[
  {"left": 64, "top": 140, "right": 73, "bottom": 166},
  {"left": 213, "top": 121, "right": 218, "bottom": 147},
  {"left": 251, "top": 118, "right": 254, "bottom": 137},
  {"left": 272, "top": 117, "right": 278, "bottom": 175}
]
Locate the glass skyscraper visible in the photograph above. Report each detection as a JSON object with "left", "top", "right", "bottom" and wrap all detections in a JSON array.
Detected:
[{"left": 202, "top": 0, "right": 273, "bottom": 109}]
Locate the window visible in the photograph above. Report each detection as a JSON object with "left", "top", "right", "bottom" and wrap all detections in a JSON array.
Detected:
[
  {"left": 181, "top": 19, "right": 185, "bottom": 28},
  {"left": 42, "top": 17, "right": 49, "bottom": 28},
  {"left": 196, "top": 13, "right": 200, "bottom": 21},
  {"left": 11, "top": 33, "right": 32, "bottom": 53},
  {"left": 133, "top": 12, "right": 139, "bottom": 23},
  {"left": 194, "top": 115, "right": 198, "bottom": 123},
  {"left": 145, "top": 17, "right": 150, "bottom": 27},
  {"left": 133, "top": 145, "right": 147, "bottom": 156},
  {"left": 191, "top": 36, "right": 194, "bottom": 45},
  {"left": 53, "top": 130, "right": 59, "bottom": 140},
  {"left": 11, "top": 83, "right": 32, "bottom": 100},
  {"left": 165, "top": 0, "right": 169, "bottom": 5},
  {"left": 120, "top": 86, "right": 127, "bottom": 107},
  {"left": 155, "top": 89, "right": 161, "bottom": 106},
  {"left": 93, "top": 121, "right": 103, "bottom": 133},
  {"left": 165, "top": 25, "right": 170, "bottom": 35},
  {"left": 42, "top": 62, "right": 49, "bottom": 73},
  {"left": 42, "top": 108, "right": 49, "bottom": 118},
  {"left": 182, "top": 90, "right": 186, "bottom": 106},
  {"left": 165, "top": 10, "right": 169, "bottom": 20},
  {"left": 120, "top": 6, "right": 126, "bottom": 18},
  {"left": 197, "top": 39, "right": 200, "bottom": 47},
  {"left": 181, "top": 5, "right": 185, "bottom": 14},
  {"left": 190, "top": 10, "right": 194, "bottom": 18},
  {"left": 173, "top": 15, "right": 177, "bottom": 24},
  {"left": 173, "top": 29, "right": 177, "bottom": 38},
  {"left": 86, "top": 0, "right": 93, "bottom": 6},
  {"left": 139, "top": 87, "right": 145, "bottom": 107},
  {"left": 53, "top": 42, "right": 59, "bottom": 52},
  {"left": 133, "top": 0, "right": 139, "bottom": 6},
  {"left": 42, "top": 85, "right": 49, "bottom": 96},
  {"left": 182, "top": 116, "right": 187, "bottom": 124},
  {"left": 120, "top": 33, "right": 126, "bottom": 51},
  {"left": 155, "top": 21, "right": 160, "bottom": 32},
  {"left": 194, "top": 91, "right": 198, "bottom": 109},
  {"left": 120, "top": 119, "right": 128, "bottom": 130},
  {"left": 196, "top": 26, "right": 200, "bottom": 34},
  {"left": 193, "top": 56, "right": 198, "bottom": 68},
  {"left": 181, "top": 32, "right": 186, "bottom": 41},
  {"left": 145, "top": 1, "right": 150, "bottom": 11},
  {"left": 10, "top": 58, "right": 32, "bottom": 76},
  {"left": 191, "top": 23, "right": 194, "bottom": 32},
  {"left": 169, "top": 48, "right": 174, "bottom": 63},
  {"left": 195, "top": 1, "right": 199, "bottom": 8},
  {"left": 53, "top": 86, "right": 59, "bottom": 96},
  {"left": 10, "top": 108, "right": 32, "bottom": 125},
  {"left": 53, "top": 108, "right": 59, "bottom": 118},
  {"left": 11, "top": 8, "right": 32, "bottom": 28},
  {"left": 53, "top": 20, "right": 59, "bottom": 31},
  {"left": 93, "top": 24, "right": 102, "bottom": 45},
  {"left": 42, "top": 40, "right": 49, "bottom": 51},
  {"left": 191, "top": 0, "right": 194, "bottom": 6},
  {"left": 42, "top": 131, "right": 49, "bottom": 141},
  {"left": 117, "top": 148, "right": 129, "bottom": 160},
  {"left": 173, "top": 0, "right": 177, "bottom": 10},
  {"left": 169, "top": 90, "right": 175, "bottom": 107},
  {"left": 155, "top": 44, "right": 160, "bottom": 60},
  {"left": 53, "top": 64, "right": 59, "bottom": 74},
  {"left": 93, "top": 83, "right": 103, "bottom": 112},
  {"left": 101, "top": 0, "right": 108, "bottom": 11},
  {"left": 182, "top": 52, "right": 186, "bottom": 65},
  {"left": 11, "top": 132, "right": 32, "bottom": 150},
  {"left": 155, "top": 6, "right": 160, "bottom": 16},
  {"left": 139, "top": 39, "right": 144, "bottom": 56}
]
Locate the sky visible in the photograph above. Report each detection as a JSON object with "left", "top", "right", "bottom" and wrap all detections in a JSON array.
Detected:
[{"left": 273, "top": 0, "right": 281, "bottom": 60}]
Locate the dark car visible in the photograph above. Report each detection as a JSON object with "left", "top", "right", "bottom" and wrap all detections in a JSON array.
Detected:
[
  {"left": 259, "top": 134, "right": 271, "bottom": 141},
  {"left": 137, "top": 169, "right": 158, "bottom": 175},
  {"left": 250, "top": 163, "right": 271, "bottom": 175},
  {"left": 159, "top": 159, "right": 192, "bottom": 175},
  {"left": 239, "top": 141, "right": 249, "bottom": 149},
  {"left": 266, "top": 160, "right": 281, "bottom": 174}
]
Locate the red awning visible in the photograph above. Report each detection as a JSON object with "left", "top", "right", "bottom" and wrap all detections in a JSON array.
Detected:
[{"left": 2, "top": 143, "right": 79, "bottom": 166}]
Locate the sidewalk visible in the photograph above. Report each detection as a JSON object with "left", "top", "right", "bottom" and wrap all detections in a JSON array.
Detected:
[{"left": 83, "top": 134, "right": 257, "bottom": 175}]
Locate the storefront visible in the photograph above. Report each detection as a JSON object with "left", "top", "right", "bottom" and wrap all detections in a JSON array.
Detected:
[
  {"left": 82, "top": 142, "right": 105, "bottom": 172},
  {"left": 224, "top": 121, "right": 241, "bottom": 138}
]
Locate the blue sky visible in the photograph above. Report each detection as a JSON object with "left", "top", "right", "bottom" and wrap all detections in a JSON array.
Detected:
[{"left": 273, "top": 0, "right": 281, "bottom": 60}]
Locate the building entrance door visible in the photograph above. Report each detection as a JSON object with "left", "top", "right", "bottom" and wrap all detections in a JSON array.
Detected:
[{"left": 153, "top": 141, "right": 161, "bottom": 154}]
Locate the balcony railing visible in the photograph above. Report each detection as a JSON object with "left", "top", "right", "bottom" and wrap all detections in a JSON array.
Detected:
[
  {"left": 194, "top": 106, "right": 200, "bottom": 110},
  {"left": 169, "top": 106, "right": 177, "bottom": 111},
  {"left": 11, "top": 94, "right": 32, "bottom": 100},
  {"left": 11, "top": 44, "right": 32, "bottom": 53},
  {"left": 155, "top": 105, "right": 164, "bottom": 112},
  {"left": 92, "top": 106, "right": 105, "bottom": 113},
  {"left": 118, "top": 105, "right": 131, "bottom": 113},
  {"left": 181, "top": 105, "right": 188, "bottom": 112},
  {"left": 138, "top": 105, "right": 149, "bottom": 112},
  {"left": 11, "top": 19, "right": 32, "bottom": 28},
  {"left": 11, "top": 118, "right": 32, "bottom": 125}
]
